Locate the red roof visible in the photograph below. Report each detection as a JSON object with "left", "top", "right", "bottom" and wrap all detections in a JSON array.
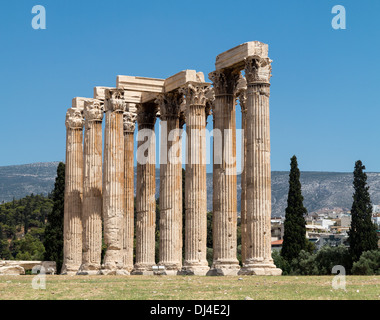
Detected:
[{"left": 271, "top": 240, "right": 283, "bottom": 246}]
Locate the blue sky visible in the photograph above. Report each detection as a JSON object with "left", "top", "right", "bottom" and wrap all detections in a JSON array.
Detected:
[{"left": 0, "top": 0, "right": 379, "bottom": 172}]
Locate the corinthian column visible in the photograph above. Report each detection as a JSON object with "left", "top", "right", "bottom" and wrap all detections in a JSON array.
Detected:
[
  {"left": 156, "top": 92, "right": 183, "bottom": 275},
  {"left": 179, "top": 83, "right": 210, "bottom": 276},
  {"left": 236, "top": 77, "right": 247, "bottom": 265},
  {"left": 239, "top": 55, "right": 281, "bottom": 275},
  {"left": 122, "top": 105, "right": 137, "bottom": 273},
  {"left": 62, "top": 108, "right": 84, "bottom": 275},
  {"left": 101, "top": 89, "right": 127, "bottom": 275},
  {"left": 208, "top": 69, "right": 240, "bottom": 276},
  {"left": 133, "top": 103, "right": 157, "bottom": 275},
  {"left": 78, "top": 99, "right": 104, "bottom": 275}
]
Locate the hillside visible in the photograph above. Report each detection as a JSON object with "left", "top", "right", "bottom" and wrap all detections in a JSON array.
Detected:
[
  {"left": 0, "top": 162, "right": 59, "bottom": 203},
  {"left": 2, "top": 162, "right": 380, "bottom": 216}
]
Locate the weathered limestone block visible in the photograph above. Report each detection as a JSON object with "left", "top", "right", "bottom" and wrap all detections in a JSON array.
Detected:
[
  {"left": 72, "top": 97, "right": 88, "bottom": 111},
  {"left": 164, "top": 70, "right": 205, "bottom": 92},
  {"left": 0, "top": 266, "right": 25, "bottom": 275},
  {"left": 117, "top": 76, "right": 165, "bottom": 93},
  {"left": 215, "top": 41, "right": 269, "bottom": 70},
  {"left": 62, "top": 107, "right": 84, "bottom": 275},
  {"left": 94, "top": 87, "right": 114, "bottom": 101},
  {"left": 120, "top": 70, "right": 207, "bottom": 104},
  {"left": 0, "top": 261, "right": 56, "bottom": 274}
]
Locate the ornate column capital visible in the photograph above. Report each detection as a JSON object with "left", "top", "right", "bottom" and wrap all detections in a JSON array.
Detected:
[
  {"left": 205, "top": 87, "right": 214, "bottom": 122},
  {"left": 104, "top": 88, "right": 126, "bottom": 113},
  {"left": 179, "top": 83, "right": 211, "bottom": 107},
  {"left": 84, "top": 99, "right": 104, "bottom": 127},
  {"left": 208, "top": 69, "right": 241, "bottom": 96},
  {"left": 155, "top": 91, "right": 183, "bottom": 120},
  {"left": 123, "top": 103, "right": 137, "bottom": 133},
  {"left": 123, "top": 111, "right": 137, "bottom": 134},
  {"left": 235, "top": 77, "right": 247, "bottom": 113},
  {"left": 136, "top": 103, "right": 158, "bottom": 129},
  {"left": 65, "top": 108, "right": 84, "bottom": 130},
  {"left": 244, "top": 56, "right": 272, "bottom": 85}
]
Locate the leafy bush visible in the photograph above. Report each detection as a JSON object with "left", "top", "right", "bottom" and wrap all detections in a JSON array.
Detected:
[
  {"left": 351, "top": 250, "right": 380, "bottom": 275},
  {"left": 289, "top": 250, "right": 319, "bottom": 275},
  {"left": 313, "top": 245, "right": 352, "bottom": 275},
  {"left": 274, "top": 245, "right": 352, "bottom": 275},
  {"left": 272, "top": 250, "right": 291, "bottom": 275},
  {"left": 10, "top": 233, "right": 45, "bottom": 261}
]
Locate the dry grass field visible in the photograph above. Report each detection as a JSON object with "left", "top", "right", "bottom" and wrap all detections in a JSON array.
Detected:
[{"left": 0, "top": 275, "right": 379, "bottom": 300}]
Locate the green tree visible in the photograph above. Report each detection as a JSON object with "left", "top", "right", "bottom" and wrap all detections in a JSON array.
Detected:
[
  {"left": 351, "top": 250, "right": 380, "bottom": 275},
  {"left": 0, "top": 223, "right": 11, "bottom": 259},
  {"left": 43, "top": 162, "right": 65, "bottom": 273},
  {"left": 281, "top": 155, "right": 308, "bottom": 262},
  {"left": 11, "top": 233, "right": 45, "bottom": 260},
  {"left": 348, "top": 160, "right": 378, "bottom": 263}
]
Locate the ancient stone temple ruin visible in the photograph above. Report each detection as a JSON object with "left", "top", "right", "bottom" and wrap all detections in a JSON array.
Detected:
[{"left": 63, "top": 41, "right": 282, "bottom": 276}]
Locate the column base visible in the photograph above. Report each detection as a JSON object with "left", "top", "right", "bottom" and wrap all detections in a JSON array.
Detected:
[
  {"left": 131, "top": 263, "right": 156, "bottom": 276},
  {"left": 238, "top": 262, "right": 282, "bottom": 276},
  {"left": 60, "top": 263, "right": 80, "bottom": 275},
  {"left": 157, "top": 262, "right": 182, "bottom": 275},
  {"left": 98, "top": 269, "right": 130, "bottom": 276},
  {"left": 102, "top": 249, "right": 125, "bottom": 273},
  {"left": 60, "top": 270, "right": 78, "bottom": 276},
  {"left": 77, "top": 263, "right": 101, "bottom": 275},
  {"left": 207, "top": 261, "right": 241, "bottom": 276},
  {"left": 179, "top": 263, "right": 210, "bottom": 276}
]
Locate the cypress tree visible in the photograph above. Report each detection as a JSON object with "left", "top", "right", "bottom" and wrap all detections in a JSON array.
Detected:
[
  {"left": 43, "top": 162, "right": 65, "bottom": 273},
  {"left": 281, "top": 155, "right": 308, "bottom": 262},
  {"left": 348, "top": 160, "right": 378, "bottom": 263}
]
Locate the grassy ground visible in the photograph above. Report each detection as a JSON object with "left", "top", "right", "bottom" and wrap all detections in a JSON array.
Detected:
[{"left": 0, "top": 275, "right": 379, "bottom": 300}]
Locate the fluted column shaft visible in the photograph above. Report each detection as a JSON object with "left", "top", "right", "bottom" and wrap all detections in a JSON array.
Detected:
[
  {"left": 240, "top": 55, "right": 281, "bottom": 275},
  {"left": 180, "top": 84, "right": 210, "bottom": 275},
  {"left": 157, "top": 92, "right": 183, "bottom": 274},
  {"left": 246, "top": 82, "right": 271, "bottom": 263},
  {"left": 79, "top": 100, "right": 103, "bottom": 274},
  {"left": 102, "top": 89, "right": 126, "bottom": 274},
  {"left": 238, "top": 88, "right": 248, "bottom": 265},
  {"left": 82, "top": 121, "right": 102, "bottom": 268},
  {"left": 133, "top": 103, "right": 157, "bottom": 274},
  {"left": 123, "top": 108, "right": 137, "bottom": 272},
  {"left": 63, "top": 108, "right": 84, "bottom": 274},
  {"left": 209, "top": 70, "right": 240, "bottom": 275}
]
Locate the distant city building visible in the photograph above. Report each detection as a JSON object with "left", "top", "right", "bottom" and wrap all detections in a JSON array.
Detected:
[
  {"left": 314, "top": 234, "right": 349, "bottom": 250},
  {"left": 372, "top": 204, "right": 380, "bottom": 213},
  {"left": 271, "top": 240, "right": 283, "bottom": 252},
  {"left": 271, "top": 218, "right": 284, "bottom": 242},
  {"left": 372, "top": 216, "right": 380, "bottom": 227}
]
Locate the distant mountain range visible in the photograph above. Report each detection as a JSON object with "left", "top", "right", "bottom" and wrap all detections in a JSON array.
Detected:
[
  {"left": 0, "top": 162, "right": 59, "bottom": 203},
  {"left": 2, "top": 162, "right": 380, "bottom": 216}
]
